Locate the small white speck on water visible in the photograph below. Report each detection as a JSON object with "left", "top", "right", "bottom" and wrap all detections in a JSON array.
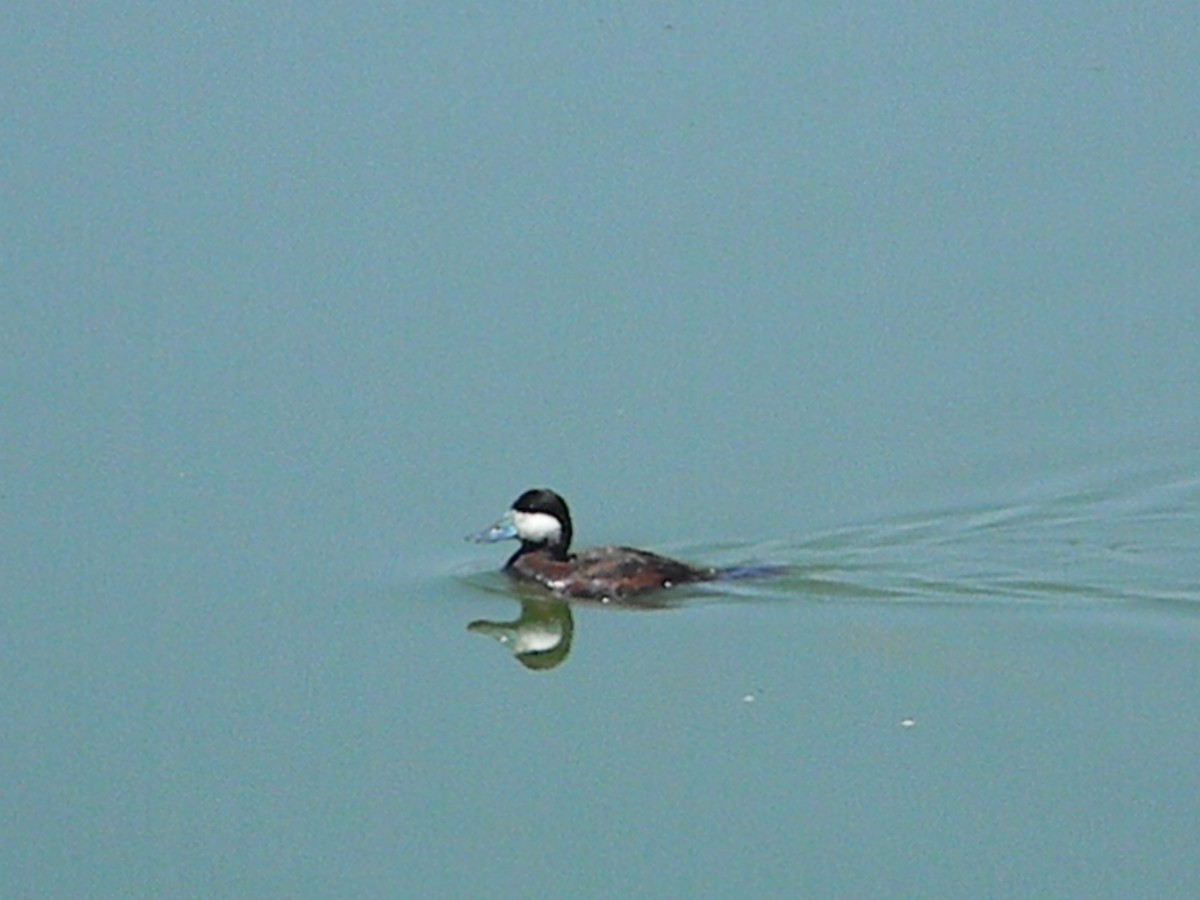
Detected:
[
  {"left": 742, "top": 693, "right": 756, "bottom": 703},
  {"left": 900, "top": 717, "right": 916, "bottom": 729}
]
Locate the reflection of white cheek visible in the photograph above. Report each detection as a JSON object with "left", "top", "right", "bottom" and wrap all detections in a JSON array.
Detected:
[{"left": 512, "top": 510, "right": 562, "bottom": 543}]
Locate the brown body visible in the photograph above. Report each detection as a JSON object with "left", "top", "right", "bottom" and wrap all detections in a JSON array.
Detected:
[{"left": 508, "top": 544, "right": 717, "bottom": 600}]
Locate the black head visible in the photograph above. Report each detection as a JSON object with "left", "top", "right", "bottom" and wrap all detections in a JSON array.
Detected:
[{"left": 511, "top": 488, "right": 574, "bottom": 557}]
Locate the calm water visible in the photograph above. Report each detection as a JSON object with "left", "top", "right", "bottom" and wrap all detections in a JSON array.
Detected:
[{"left": 5, "top": 4, "right": 1200, "bottom": 898}]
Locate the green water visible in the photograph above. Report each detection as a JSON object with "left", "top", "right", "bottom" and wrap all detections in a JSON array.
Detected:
[{"left": 5, "top": 4, "right": 1199, "bottom": 897}]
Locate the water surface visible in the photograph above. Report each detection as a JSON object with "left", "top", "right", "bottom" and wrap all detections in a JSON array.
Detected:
[{"left": 4, "top": 3, "right": 1199, "bottom": 897}]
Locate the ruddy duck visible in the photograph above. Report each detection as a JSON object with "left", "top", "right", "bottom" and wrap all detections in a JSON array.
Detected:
[{"left": 469, "top": 488, "right": 721, "bottom": 600}]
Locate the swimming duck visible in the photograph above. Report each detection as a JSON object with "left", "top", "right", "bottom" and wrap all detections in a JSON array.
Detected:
[{"left": 469, "top": 488, "right": 720, "bottom": 600}]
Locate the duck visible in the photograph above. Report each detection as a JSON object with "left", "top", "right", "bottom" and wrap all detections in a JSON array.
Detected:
[{"left": 469, "top": 488, "right": 723, "bottom": 600}]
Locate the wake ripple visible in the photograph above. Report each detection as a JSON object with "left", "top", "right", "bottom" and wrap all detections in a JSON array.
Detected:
[{"left": 696, "top": 462, "right": 1200, "bottom": 613}]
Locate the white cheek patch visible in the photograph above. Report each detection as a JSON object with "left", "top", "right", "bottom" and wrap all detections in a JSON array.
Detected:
[{"left": 512, "top": 510, "right": 562, "bottom": 543}]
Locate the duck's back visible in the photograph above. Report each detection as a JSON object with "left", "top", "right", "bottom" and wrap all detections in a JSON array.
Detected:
[{"left": 510, "top": 545, "right": 717, "bottom": 599}]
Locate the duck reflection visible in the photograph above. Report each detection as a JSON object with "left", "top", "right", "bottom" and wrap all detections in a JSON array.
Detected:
[
  {"left": 468, "top": 596, "right": 574, "bottom": 671},
  {"left": 466, "top": 586, "right": 691, "bottom": 671}
]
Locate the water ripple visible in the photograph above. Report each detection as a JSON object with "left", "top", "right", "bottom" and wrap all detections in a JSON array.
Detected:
[{"left": 698, "top": 462, "right": 1200, "bottom": 614}]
